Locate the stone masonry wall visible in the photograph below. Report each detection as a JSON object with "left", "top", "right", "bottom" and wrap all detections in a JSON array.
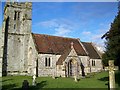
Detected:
[
  {"left": 27, "top": 34, "right": 38, "bottom": 76},
  {"left": 90, "top": 59, "right": 103, "bottom": 72},
  {"left": 2, "top": 2, "right": 32, "bottom": 75},
  {"left": 0, "top": 28, "right": 3, "bottom": 77},
  {"left": 38, "top": 54, "right": 61, "bottom": 77}
]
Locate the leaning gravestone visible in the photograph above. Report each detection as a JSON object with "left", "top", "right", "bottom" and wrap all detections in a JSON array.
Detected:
[{"left": 106, "top": 60, "right": 118, "bottom": 90}]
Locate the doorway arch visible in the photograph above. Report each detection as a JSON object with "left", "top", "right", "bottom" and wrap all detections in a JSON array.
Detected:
[{"left": 67, "top": 59, "right": 78, "bottom": 77}]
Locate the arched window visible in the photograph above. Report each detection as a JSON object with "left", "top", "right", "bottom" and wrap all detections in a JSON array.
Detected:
[
  {"left": 92, "top": 60, "right": 95, "bottom": 66},
  {"left": 14, "top": 11, "right": 20, "bottom": 20},
  {"left": 48, "top": 57, "right": 51, "bottom": 67},
  {"left": 14, "top": 11, "right": 17, "bottom": 20},
  {"left": 45, "top": 57, "right": 47, "bottom": 67},
  {"left": 94, "top": 60, "right": 95, "bottom": 66},
  {"left": 92, "top": 60, "right": 94, "bottom": 66},
  {"left": 45, "top": 57, "right": 51, "bottom": 67}
]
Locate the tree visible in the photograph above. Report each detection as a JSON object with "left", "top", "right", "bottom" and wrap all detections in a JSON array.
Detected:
[{"left": 102, "top": 2, "right": 120, "bottom": 69}]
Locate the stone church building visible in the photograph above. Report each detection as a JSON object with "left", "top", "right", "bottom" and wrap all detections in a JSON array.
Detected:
[{"left": 0, "top": 2, "right": 103, "bottom": 77}]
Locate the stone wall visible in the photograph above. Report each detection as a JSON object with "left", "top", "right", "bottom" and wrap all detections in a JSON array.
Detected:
[
  {"left": 27, "top": 34, "right": 38, "bottom": 76},
  {"left": 90, "top": 59, "right": 103, "bottom": 72},
  {"left": 79, "top": 56, "right": 90, "bottom": 75},
  {"left": 0, "top": 28, "right": 3, "bottom": 77},
  {"left": 38, "top": 54, "right": 61, "bottom": 77},
  {"left": 56, "top": 65, "right": 65, "bottom": 77},
  {"left": 2, "top": 2, "right": 32, "bottom": 75}
]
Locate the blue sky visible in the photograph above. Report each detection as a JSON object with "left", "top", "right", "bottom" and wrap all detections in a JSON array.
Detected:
[
  {"left": 32, "top": 2, "right": 118, "bottom": 47},
  {"left": 0, "top": 2, "right": 118, "bottom": 48}
]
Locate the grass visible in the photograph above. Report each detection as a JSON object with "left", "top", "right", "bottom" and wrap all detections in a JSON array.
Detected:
[{"left": 1, "top": 71, "right": 120, "bottom": 90}]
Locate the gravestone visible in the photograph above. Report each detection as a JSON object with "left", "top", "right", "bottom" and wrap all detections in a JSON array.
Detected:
[
  {"left": 32, "top": 75, "right": 36, "bottom": 86},
  {"left": 52, "top": 72, "right": 56, "bottom": 79},
  {"left": 22, "top": 80, "right": 29, "bottom": 90},
  {"left": 106, "top": 60, "right": 118, "bottom": 89},
  {"left": 74, "top": 76, "right": 78, "bottom": 82}
]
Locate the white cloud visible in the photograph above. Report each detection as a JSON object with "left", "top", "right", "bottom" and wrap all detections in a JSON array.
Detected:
[
  {"left": 34, "top": 18, "right": 76, "bottom": 36},
  {"left": 82, "top": 31, "right": 91, "bottom": 35},
  {"left": 54, "top": 26, "right": 72, "bottom": 36},
  {"left": 34, "top": 19, "right": 59, "bottom": 28}
]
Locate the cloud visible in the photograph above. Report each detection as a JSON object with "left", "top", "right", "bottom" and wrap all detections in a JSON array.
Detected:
[
  {"left": 38, "top": 19, "right": 59, "bottom": 28},
  {"left": 54, "top": 26, "right": 72, "bottom": 36},
  {"left": 82, "top": 31, "right": 91, "bottom": 35},
  {"left": 34, "top": 18, "right": 77, "bottom": 36}
]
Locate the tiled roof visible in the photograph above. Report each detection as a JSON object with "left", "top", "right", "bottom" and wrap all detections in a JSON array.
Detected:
[
  {"left": 82, "top": 42, "right": 101, "bottom": 59},
  {"left": 32, "top": 33, "right": 87, "bottom": 56},
  {"left": 56, "top": 48, "right": 71, "bottom": 65}
]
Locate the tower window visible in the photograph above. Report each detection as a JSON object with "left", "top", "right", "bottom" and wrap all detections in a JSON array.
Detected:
[
  {"left": 14, "top": 11, "right": 17, "bottom": 20},
  {"left": 45, "top": 57, "right": 51, "bottom": 67},
  {"left": 14, "top": 24, "right": 16, "bottom": 29},
  {"left": 18, "top": 12, "right": 20, "bottom": 20},
  {"left": 14, "top": 11, "right": 20, "bottom": 20}
]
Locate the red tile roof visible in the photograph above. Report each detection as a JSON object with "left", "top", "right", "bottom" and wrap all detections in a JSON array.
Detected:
[
  {"left": 32, "top": 33, "right": 87, "bottom": 56},
  {"left": 56, "top": 48, "right": 71, "bottom": 65},
  {"left": 82, "top": 42, "right": 101, "bottom": 59}
]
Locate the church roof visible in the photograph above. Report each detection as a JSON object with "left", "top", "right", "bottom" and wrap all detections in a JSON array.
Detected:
[
  {"left": 56, "top": 48, "right": 71, "bottom": 65},
  {"left": 32, "top": 33, "right": 87, "bottom": 56},
  {"left": 82, "top": 42, "right": 101, "bottom": 59}
]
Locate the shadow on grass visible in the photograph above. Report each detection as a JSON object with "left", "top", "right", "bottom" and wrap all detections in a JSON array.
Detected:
[
  {"left": 9, "top": 81, "right": 47, "bottom": 90},
  {"left": 115, "top": 71, "right": 120, "bottom": 87},
  {"left": 98, "top": 76, "right": 109, "bottom": 88},
  {"left": 98, "top": 76, "right": 109, "bottom": 82},
  {"left": 2, "top": 79, "right": 13, "bottom": 82},
  {"left": 2, "top": 84, "right": 17, "bottom": 90},
  {"left": 98, "top": 71, "right": 120, "bottom": 88}
]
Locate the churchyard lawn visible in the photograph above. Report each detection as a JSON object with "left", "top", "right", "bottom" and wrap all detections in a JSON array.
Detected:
[{"left": 1, "top": 71, "right": 120, "bottom": 90}]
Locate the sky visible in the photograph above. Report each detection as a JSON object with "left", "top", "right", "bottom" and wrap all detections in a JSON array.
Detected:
[{"left": 0, "top": 2, "right": 119, "bottom": 50}]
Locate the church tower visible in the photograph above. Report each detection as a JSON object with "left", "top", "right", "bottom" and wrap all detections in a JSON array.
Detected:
[{"left": 2, "top": 2, "right": 32, "bottom": 76}]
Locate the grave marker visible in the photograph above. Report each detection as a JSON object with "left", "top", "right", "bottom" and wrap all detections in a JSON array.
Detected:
[{"left": 105, "top": 60, "right": 118, "bottom": 89}]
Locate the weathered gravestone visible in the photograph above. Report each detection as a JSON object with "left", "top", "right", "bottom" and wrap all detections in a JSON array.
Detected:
[
  {"left": 52, "top": 71, "right": 56, "bottom": 79},
  {"left": 32, "top": 75, "right": 36, "bottom": 86},
  {"left": 22, "top": 80, "right": 29, "bottom": 90},
  {"left": 105, "top": 60, "right": 118, "bottom": 90},
  {"left": 74, "top": 75, "right": 78, "bottom": 82}
]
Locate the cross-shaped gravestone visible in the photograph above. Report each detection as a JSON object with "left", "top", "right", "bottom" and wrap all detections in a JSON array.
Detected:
[{"left": 105, "top": 60, "right": 118, "bottom": 89}]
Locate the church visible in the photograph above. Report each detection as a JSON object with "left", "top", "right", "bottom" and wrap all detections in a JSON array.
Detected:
[{"left": 0, "top": 2, "right": 103, "bottom": 77}]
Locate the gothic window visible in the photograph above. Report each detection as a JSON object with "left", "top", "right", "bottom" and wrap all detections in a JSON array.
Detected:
[
  {"left": 45, "top": 57, "right": 47, "bottom": 67},
  {"left": 94, "top": 60, "right": 95, "bottom": 66},
  {"left": 14, "top": 11, "right": 20, "bottom": 20},
  {"left": 18, "top": 12, "right": 20, "bottom": 20},
  {"left": 14, "top": 11, "right": 17, "bottom": 20},
  {"left": 92, "top": 60, "right": 95, "bottom": 66},
  {"left": 14, "top": 24, "right": 16, "bottom": 29},
  {"left": 45, "top": 57, "right": 51, "bottom": 67},
  {"left": 48, "top": 57, "right": 50, "bottom": 66}
]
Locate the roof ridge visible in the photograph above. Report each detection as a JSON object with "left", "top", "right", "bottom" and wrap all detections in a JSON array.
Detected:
[
  {"left": 33, "top": 33, "right": 78, "bottom": 40},
  {"left": 82, "top": 41, "right": 92, "bottom": 44}
]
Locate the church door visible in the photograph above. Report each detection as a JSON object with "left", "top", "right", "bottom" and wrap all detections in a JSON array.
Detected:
[{"left": 68, "top": 59, "right": 78, "bottom": 77}]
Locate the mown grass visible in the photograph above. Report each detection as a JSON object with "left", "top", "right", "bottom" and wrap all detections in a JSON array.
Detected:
[{"left": 1, "top": 71, "right": 120, "bottom": 90}]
